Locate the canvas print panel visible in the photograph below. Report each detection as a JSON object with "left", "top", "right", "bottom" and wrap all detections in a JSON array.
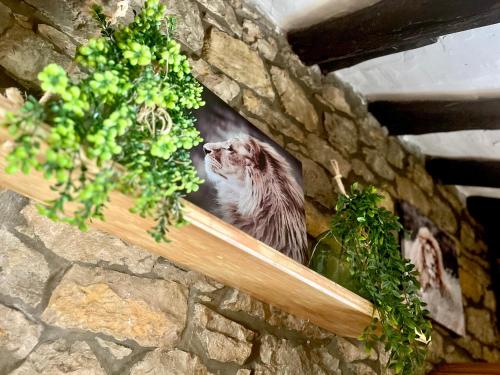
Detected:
[
  {"left": 398, "top": 201, "right": 465, "bottom": 335},
  {"left": 188, "top": 88, "right": 308, "bottom": 264}
]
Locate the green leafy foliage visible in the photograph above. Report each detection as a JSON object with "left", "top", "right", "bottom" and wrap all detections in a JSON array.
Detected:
[
  {"left": 3, "top": 0, "right": 205, "bottom": 241},
  {"left": 328, "top": 184, "right": 432, "bottom": 374}
]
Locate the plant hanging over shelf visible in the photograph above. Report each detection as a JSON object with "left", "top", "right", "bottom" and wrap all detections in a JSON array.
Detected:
[
  {"left": 2, "top": 0, "right": 205, "bottom": 241},
  {"left": 310, "top": 161, "right": 432, "bottom": 374}
]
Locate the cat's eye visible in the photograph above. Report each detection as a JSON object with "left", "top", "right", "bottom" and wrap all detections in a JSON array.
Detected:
[{"left": 227, "top": 145, "right": 234, "bottom": 152}]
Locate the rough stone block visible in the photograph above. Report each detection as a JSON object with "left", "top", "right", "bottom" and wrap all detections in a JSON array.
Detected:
[
  {"left": 190, "top": 58, "right": 240, "bottom": 103},
  {"left": 324, "top": 112, "right": 358, "bottom": 155},
  {"left": 205, "top": 29, "right": 274, "bottom": 100},
  {"left": 130, "top": 349, "right": 210, "bottom": 375},
  {"left": 19, "top": 204, "right": 158, "bottom": 274},
  {"left": 42, "top": 265, "right": 188, "bottom": 348},
  {"left": 0, "top": 229, "right": 50, "bottom": 308},
  {"left": 271, "top": 66, "right": 319, "bottom": 132},
  {"left": 10, "top": 339, "right": 106, "bottom": 375},
  {"left": 0, "top": 25, "right": 72, "bottom": 89},
  {"left": 243, "top": 89, "right": 304, "bottom": 143},
  {"left": 0, "top": 304, "right": 42, "bottom": 374},
  {"left": 192, "top": 304, "right": 254, "bottom": 364}
]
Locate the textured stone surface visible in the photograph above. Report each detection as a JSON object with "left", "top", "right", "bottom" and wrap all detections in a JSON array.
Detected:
[
  {"left": 152, "top": 260, "right": 223, "bottom": 292},
  {"left": 190, "top": 58, "right": 240, "bottom": 103},
  {"left": 304, "top": 200, "right": 330, "bottom": 237},
  {"left": 352, "top": 159, "right": 376, "bottom": 183},
  {"left": 11, "top": 339, "right": 106, "bottom": 375},
  {"left": 20, "top": 205, "right": 157, "bottom": 274},
  {"left": 444, "top": 344, "right": 472, "bottom": 363},
  {"left": 460, "top": 222, "right": 487, "bottom": 254},
  {"left": 0, "top": 304, "right": 42, "bottom": 373},
  {"left": 0, "top": 229, "right": 50, "bottom": 308},
  {"left": 0, "top": 25, "right": 72, "bottom": 88},
  {"left": 378, "top": 190, "right": 395, "bottom": 213},
  {"left": 244, "top": 116, "right": 284, "bottom": 145},
  {"left": 242, "top": 20, "right": 261, "bottom": 43},
  {"left": 484, "top": 290, "right": 497, "bottom": 312},
  {"left": 193, "top": 304, "right": 254, "bottom": 364},
  {"left": 42, "top": 265, "right": 188, "bottom": 348},
  {"left": 410, "top": 162, "right": 434, "bottom": 195},
  {"left": 260, "top": 334, "right": 310, "bottom": 374},
  {"left": 268, "top": 305, "right": 331, "bottom": 340},
  {"left": 395, "top": 176, "right": 431, "bottom": 215},
  {"left": 255, "top": 37, "right": 278, "bottom": 61},
  {"left": 95, "top": 337, "right": 131, "bottom": 360},
  {"left": 483, "top": 346, "right": 500, "bottom": 363},
  {"left": 220, "top": 289, "right": 266, "bottom": 319},
  {"left": 437, "top": 185, "right": 464, "bottom": 214},
  {"left": 466, "top": 307, "right": 496, "bottom": 344},
  {"left": 0, "top": 191, "right": 27, "bottom": 230},
  {"left": 300, "top": 157, "right": 335, "bottom": 209},
  {"left": 359, "top": 115, "right": 387, "bottom": 149},
  {"left": 429, "top": 198, "right": 458, "bottom": 233},
  {"left": 196, "top": 0, "right": 242, "bottom": 37},
  {"left": 130, "top": 349, "right": 210, "bottom": 375},
  {"left": 317, "top": 84, "right": 353, "bottom": 116},
  {"left": 205, "top": 29, "right": 274, "bottom": 99},
  {"left": 456, "top": 335, "right": 482, "bottom": 359},
  {"left": 243, "top": 89, "right": 304, "bottom": 142},
  {"left": 460, "top": 267, "right": 483, "bottom": 303},
  {"left": 0, "top": 2, "right": 11, "bottom": 34},
  {"left": 363, "top": 148, "right": 395, "bottom": 180},
  {"left": 386, "top": 138, "right": 405, "bottom": 169},
  {"left": 460, "top": 257, "right": 491, "bottom": 289},
  {"left": 37, "top": 24, "right": 76, "bottom": 57},
  {"left": 306, "top": 133, "right": 351, "bottom": 178},
  {"left": 164, "top": 0, "right": 204, "bottom": 53},
  {"left": 311, "top": 347, "right": 341, "bottom": 374},
  {"left": 271, "top": 66, "right": 319, "bottom": 132},
  {"left": 427, "top": 330, "right": 444, "bottom": 363},
  {"left": 333, "top": 337, "right": 377, "bottom": 362},
  {"left": 344, "top": 362, "right": 377, "bottom": 375},
  {"left": 23, "top": 0, "right": 98, "bottom": 43},
  {"left": 324, "top": 112, "right": 358, "bottom": 155}
]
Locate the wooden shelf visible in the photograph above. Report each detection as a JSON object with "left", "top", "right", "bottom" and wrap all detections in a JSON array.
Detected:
[{"left": 0, "top": 100, "right": 374, "bottom": 338}]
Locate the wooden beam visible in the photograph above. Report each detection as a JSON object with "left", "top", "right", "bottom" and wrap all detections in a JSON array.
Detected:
[
  {"left": 287, "top": 0, "right": 500, "bottom": 71},
  {"left": 368, "top": 98, "right": 500, "bottom": 135},
  {"left": 426, "top": 159, "right": 500, "bottom": 188},
  {"left": 431, "top": 363, "right": 500, "bottom": 374}
]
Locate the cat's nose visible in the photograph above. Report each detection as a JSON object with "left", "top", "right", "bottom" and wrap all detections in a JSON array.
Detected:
[{"left": 203, "top": 145, "right": 212, "bottom": 155}]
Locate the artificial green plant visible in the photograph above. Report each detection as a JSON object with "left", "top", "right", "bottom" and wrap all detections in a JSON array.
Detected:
[
  {"left": 313, "top": 161, "right": 432, "bottom": 374},
  {"left": 3, "top": 0, "right": 205, "bottom": 241}
]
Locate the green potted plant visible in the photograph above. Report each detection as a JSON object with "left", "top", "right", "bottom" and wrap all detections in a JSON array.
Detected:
[
  {"left": 2, "top": 0, "right": 204, "bottom": 242},
  {"left": 309, "top": 160, "right": 432, "bottom": 374}
]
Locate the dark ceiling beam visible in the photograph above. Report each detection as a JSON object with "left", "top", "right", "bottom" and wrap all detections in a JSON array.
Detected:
[
  {"left": 287, "top": 0, "right": 500, "bottom": 72},
  {"left": 468, "top": 196, "right": 500, "bottom": 229},
  {"left": 368, "top": 98, "right": 500, "bottom": 135},
  {"left": 426, "top": 158, "right": 500, "bottom": 188}
]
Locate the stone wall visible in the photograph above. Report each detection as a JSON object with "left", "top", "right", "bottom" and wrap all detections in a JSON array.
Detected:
[{"left": 0, "top": 0, "right": 498, "bottom": 374}]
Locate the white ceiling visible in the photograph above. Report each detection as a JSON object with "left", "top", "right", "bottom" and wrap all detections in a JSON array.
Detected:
[
  {"left": 334, "top": 24, "right": 500, "bottom": 200},
  {"left": 250, "top": 0, "right": 380, "bottom": 30},
  {"left": 335, "top": 23, "right": 500, "bottom": 100}
]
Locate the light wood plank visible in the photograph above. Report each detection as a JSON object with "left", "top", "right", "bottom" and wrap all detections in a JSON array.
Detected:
[{"left": 0, "top": 113, "right": 374, "bottom": 338}]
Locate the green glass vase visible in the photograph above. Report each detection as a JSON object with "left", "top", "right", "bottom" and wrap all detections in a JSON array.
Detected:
[{"left": 309, "top": 231, "right": 363, "bottom": 296}]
